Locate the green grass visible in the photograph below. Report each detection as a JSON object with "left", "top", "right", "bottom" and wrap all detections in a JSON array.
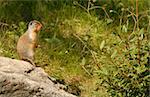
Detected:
[{"left": 0, "top": 4, "right": 110, "bottom": 96}]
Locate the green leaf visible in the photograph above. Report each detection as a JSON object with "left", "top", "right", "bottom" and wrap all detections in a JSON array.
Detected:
[
  {"left": 139, "top": 28, "right": 144, "bottom": 35},
  {"left": 100, "top": 40, "right": 105, "bottom": 50},
  {"left": 122, "top": 25, "right": 127, "bottom": 32},
  {"left": 106, "top": 18, "right": 113, "bottom": 24},
  {"left": 111, "top": 50, "right": 117, "bottom": 58},
  {"left": 81, "top": 57, "right": 86, "bottom": 65},
  {"left": 139, "top": 28, "right": 144, "bottom": 40}
]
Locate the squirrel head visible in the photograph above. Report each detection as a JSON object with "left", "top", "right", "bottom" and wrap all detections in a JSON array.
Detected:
[{"left": 28, "top": 20, "right": 42, "bottom": 33}]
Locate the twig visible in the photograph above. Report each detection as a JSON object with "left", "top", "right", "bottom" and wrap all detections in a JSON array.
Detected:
[
  {"left": 102, "top": 7, "right": 110, "bottom": 19},
  {"left": 126, "top": 9, "right": 137, "bottom": 32},
  {"left": 74, "top": 0, "right": 110, "bottom": 19},
  {"left": 87, "top": 0, "right": 90, "bottom": 14},
  {"left": 73, "top": 1, "right": 88, "bottom": 13},
  {"left": 136, "top": 0, "right": 139, "bottom": 30},
  {"left": 0, "top": 22, "right": 9, "bottom": 26},
  {"left": 80, "top": 64, "right": 92, "bottom": 77},
  {"left": 136, "top": 0, "right": 141, "bottom": 65},
  {"left": 89, "top": 6, "right": 102, "bottom": 10},
  {"left": 73, "top": 33, "right": 100, "bottom": 69}
]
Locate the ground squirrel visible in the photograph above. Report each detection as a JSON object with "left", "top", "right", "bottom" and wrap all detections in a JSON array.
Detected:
[{"left": 17, "top": 20, "right": 42, "bottom": 66}]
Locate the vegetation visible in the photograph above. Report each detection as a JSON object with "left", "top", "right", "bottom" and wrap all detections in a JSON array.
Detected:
[{"left": 0, "top": 0, "right": 149, "bottom": 97}]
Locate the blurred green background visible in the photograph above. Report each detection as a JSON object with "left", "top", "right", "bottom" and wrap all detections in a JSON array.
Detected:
[{"left": 0, "top": 0, "right": 149, "bottom": 97}]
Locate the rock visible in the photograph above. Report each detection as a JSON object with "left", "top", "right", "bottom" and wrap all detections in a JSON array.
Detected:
[{"left": 0, "top": 57, "right": 76, "bottom": 97}]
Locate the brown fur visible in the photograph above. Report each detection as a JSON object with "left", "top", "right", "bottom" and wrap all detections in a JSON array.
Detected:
[{"left": 17, "top": 20, "right": 42, "bottom": 66}]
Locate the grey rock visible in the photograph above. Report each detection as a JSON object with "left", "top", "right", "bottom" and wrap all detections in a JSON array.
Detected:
[{"left": 0, "top": 57, "right": 76, "bottom": 97}]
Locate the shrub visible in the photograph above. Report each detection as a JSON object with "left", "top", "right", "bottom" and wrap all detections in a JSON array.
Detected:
[{"left": 96, "top": 28, "right": 150, "bottom": 96}]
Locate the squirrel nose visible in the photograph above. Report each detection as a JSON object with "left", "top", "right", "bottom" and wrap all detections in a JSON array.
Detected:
[
  {"left": 35, "top": 23, "right": 42, "bottom": 32},
  {"left": 35, "top": 23, "right": 42, "bottom": 28},
  {"left": 37, "top": 23, "right": 42, "bottom": 28}
]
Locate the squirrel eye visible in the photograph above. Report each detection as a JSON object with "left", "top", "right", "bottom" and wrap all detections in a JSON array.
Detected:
[{"left": 30, "top": 22, "right": 32, "bottom": 25}]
